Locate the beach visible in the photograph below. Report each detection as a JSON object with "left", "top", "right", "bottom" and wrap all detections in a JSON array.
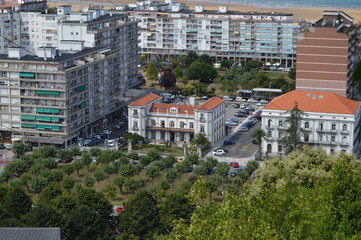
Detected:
[{"left": 48, "top": 0, "right": 361, "bottom": 22}]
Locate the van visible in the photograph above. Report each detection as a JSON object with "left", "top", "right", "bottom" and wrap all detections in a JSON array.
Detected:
[
  {"left": 236, "top": 97, "right": 245, "bottom": 102},
  {"left": 223, "top": 96, "right": 233, "bottom": 101}
]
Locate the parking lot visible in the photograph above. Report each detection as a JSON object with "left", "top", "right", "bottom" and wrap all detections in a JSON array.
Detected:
[{"left": 212, "top": 100, "right": 264, "bottom": 160}]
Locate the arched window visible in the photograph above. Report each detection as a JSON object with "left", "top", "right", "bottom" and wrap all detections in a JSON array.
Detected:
[
  {"left": 343, "top": 124, "right": 347, "bottom": 131},
  {"left": 304, "top": 122, "right": 309, "bottom": 129},
  {"left": 268, "top": 119, "right": 272, "bottom": 128},
  {"left": 267, "top": 144, "right": 272, "bottom": 153},
  {"left": 267, "top": 131, "right": 272, "bottom": 138}
]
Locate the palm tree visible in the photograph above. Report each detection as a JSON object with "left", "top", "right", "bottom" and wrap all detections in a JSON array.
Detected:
[
  {"left": 191, "top": 133, "right": 210, "bottom": 157},
  {"left": 251, "top": 128, "right": 266, "bottom": 160}
]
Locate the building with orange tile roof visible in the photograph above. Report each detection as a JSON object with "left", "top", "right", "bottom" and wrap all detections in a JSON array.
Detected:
[
  {"left": 128, "top": 94, "right": 226, "bottom": 146},
  {"left": 261, "top": 90, "right": 361, "bottom": 156}
]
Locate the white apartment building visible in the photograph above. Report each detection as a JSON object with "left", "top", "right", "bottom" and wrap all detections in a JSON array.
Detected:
[
  {"left": 261, "top": 90, "right": 361, "bottom": 156},
  {"left": 128, "top": 93, "right": 226, "bottom": 146},
  {"left": 129, "top": 0, "right": 306, "bottom": 67},
  {"left": 0, "top": 4, "right": 140, "bottom": 147}
]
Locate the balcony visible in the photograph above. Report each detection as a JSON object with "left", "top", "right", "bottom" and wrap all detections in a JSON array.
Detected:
[
  {"left": 133, "top": 126, "right": 139, "bottom": 131},
  {"left": 199, "top": 118, "right": 206, "bottom": 123},
  {"left": 339, "top": 141, "right": 349, "bottom": 147},
  {"left": 146, "top": 126, "right": 194, "bottom": 133},
  {"left": 316, "top": 128, "right": 338, "bottom": 133},
  {"left": 277, "top": 125, "right": 288, "bottom": 130},
  {"left": 265, "top": 125, "right": 275, "bottom": 129},
  {"left": 133, "top": 114, "right": 139, "bottom": 118}
]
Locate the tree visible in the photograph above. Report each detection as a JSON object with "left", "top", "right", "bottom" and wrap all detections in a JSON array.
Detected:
[
  {"left": 89, "top": 147, "right": 102, "bottom": 157},
  {"left": 5, "top": 159, "right": 28, "bottom": 177},
  {"left": 2, "top": 185, "right": 32, "bottom": 219},
  {"left": 81, "top": 151, "right": 92, "bottom": 172},
  {"left": 32, "top": 146, "right": 57, "bottom": 158},
  {"left": 146, "top": 62, "right": 158, "bottom": 84},
  {"left": 22, "top": 202, "right": 60, "bottom": 228},
  {"left": 173, "top": 65, "right": 183, "bottom": 79},
  {"left": 119, "top": 164, "right": 137, "bottom": 178},
  {"left": 61, "top": 176, "right": 75, "bottom": 193},
  {"left": 205, "top": 179, "right": 218, "bottom": 200},
  {"left": 128, "top": 152, "right": 139, "bottom": 161},
  {"left": 198, "top": 54, "right": 212, "bottom": 65},
  {"left": 118, "top": 191, "right": 160, "bottom": 238},
  {"left": 70, "top": 146, "right": 81, "bottom": 157},
  {"left": 158, "top": 179, "right": 170, "bottom": 192},
  {"left": 72, "top": 161, "right": 83, "bottom": 177},
  {"left": 57, "top": 149, "right": 73, "bottom": 160},
  {"left": 191, "top": 133, "right": 210, "bottom": 156},
  {"left": 288, "top": 63, "right": 296, "bottom": 80},
  {"left": 251, "top": 128, "right": 266, "bottom": 160},
  {"left": 83, "top": 175, "right": 96, "bottom": 188},
  {"left": 12, "top": 142, "right": 28, "bottom": 156},
  {"left": 281, "top": 103, "right": 304, "bottom": 154},
  {"left": 113, "top": 176, "right": 126, "bottom": 194},
  {"left": 104, "top": 184, "right": 117, "bottom": 200},
  {"left": 122, "top": 132, "right": 145, "bottom": 145},
  {"left": 185, "top": 51, "right": 199, "bottom": 67},
  {"left": 160, "top": 72, "right": 176, "bottom": 90},
  {"left": 220, "top": 59, "right": 234, "bottom": 69},
  {"left": 51, "top": 170, "right": 63, "bottom": 187},
  {"left": 62, "top": 164, "right": 75, "bottom": 176},
  {"left": 93, "top": 169, "right": 106, "bottom": 186},
  {"left": 38, "top": 183, "right": 62, "bottom": 203},
  {"left": 186, "top": 61, "right": 217, "bottom": 83},
  {"left": 145, "top": 165, "right": 160, "bottom": 183},
  {"left": 103, "top": 163, "right": 116, "bottom": 182},
  {"left": 124, "top": 178, "right": 143, "bottom": 195}
]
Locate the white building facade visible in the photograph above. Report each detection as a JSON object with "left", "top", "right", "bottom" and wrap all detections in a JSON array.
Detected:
[
  {"left": 261, "top": 90, "right": 361, "bottom": 156},
  {"left": 128, "top": 93, "right": 226, "bottom": 146},
  {"left": 0, "top": 5, "right": 140, "bottom": 146}
]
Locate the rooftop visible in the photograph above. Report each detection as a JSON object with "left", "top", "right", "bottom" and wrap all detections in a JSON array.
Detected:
[
  {"left": 128, "top": 93, "right": 162, "bottom": 106},
  {"left": 150, "top": 103, "right": 195, "bottom": 114},
  {"left": 264, "top": 90, "right": 360, "bottom": 115},
  {"left": 196, "top": 97, "right": 224, "bottom": 111}
]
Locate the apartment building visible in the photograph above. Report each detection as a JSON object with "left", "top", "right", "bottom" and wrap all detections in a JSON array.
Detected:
[
  {"left": 296, "top": 11, "right": 361, "bottom": 98},
  {"left": 0, "top": 4, "right": 140, "bottom": 147},
  {"left": 128, "top": 93, "right": 226, "bottom": 146},
  {"left": 261, "top": 90, "right": 361, "bottom": 156},
  {"left": 129, "top": 1, "right": 306, "bottom": 67}
]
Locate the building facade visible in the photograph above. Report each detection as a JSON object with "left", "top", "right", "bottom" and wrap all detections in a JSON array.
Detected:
[
  {"left": 128, "top": 93, "right": 226, "bottom": 146},
  {"left": 261, "top": 90, "right": 361, "bottom": 156},
  {"left": 296, "top": 11, "right": 361, "bottom": 98},
  {"left": 0, "top": 5, "right": 140, "bottom": 147},
  {"left": 129, "top": 2, "right": 306, "bottom": 67}
]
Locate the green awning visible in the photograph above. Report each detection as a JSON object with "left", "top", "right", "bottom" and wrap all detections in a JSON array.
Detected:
[
  {"left": 75, "top": 85, "right": 86, "bottom": 92},
  {"left": 21, "top": 123, "right": 36, "bottom": 128},
  {"left": 36, "top": 108, "right": 51, "bottom": 113},
  {"left": 51, "top": 109, "right": 59, "bottom": 114},
  {"left": 19, "top": 72, "right": 35, "bottom": 77},
  {"left": 37, "top": 125, "right": 60, "bottom": 131},
  {"left": 21, "top": 115, "right": 36, "bottom": 121},
  {"left": 51, "top": 117, "right": 60, "bottom": 122},
  {"left": 37, "top": 116, "right": 52, "bottom": 122},
  {"left": 35, "top": 90, "right": 59, "bottom": 95},
  {"left": 79, "top": 101, "right": 86, "bottom": 108}
]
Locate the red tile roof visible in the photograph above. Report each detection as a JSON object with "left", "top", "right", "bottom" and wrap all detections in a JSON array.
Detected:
[
  {"left": 264, "top": 90, "right": 360, "bottom": 114},
  {"left": 195, "top": 97, "right": 224, "bottom": 110},
  {"left": 149, "top": 103, "right": 195, "bottom": 115},
  {"left": 0, "top": 1, "right": 20, "bottom": 9},
  {"left": 129, "top": 93, "right": 161, "bottom": 106}
]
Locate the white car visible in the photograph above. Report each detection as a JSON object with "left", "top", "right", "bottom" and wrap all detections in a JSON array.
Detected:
[
  {"left": 108, "top": 139, "right": 115, "bottom": 147},
  {"left": 260, "top": 99, "right": 269, "bottom": 103},
  {"left": 248, "top": 98, "right": 258, "bottom": 103},
  {"left": 223, "top": 96, "right": 233, "bottom": 101},
  {"left": 256, "top": 102, "right": 263, "bottom": 106},
  {"left": 212, "top": 149, "right": 226, "bottom": 156}
]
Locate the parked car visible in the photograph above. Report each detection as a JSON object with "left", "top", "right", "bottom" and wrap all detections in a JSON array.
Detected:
[
  {"left": 225, "top": 123, "right": 233, "bottom": 129},
  {"left": 229, "top": 161, "right": 240, "bottom": 168},
  {"left": 236, "top": 97, "right": 246, "bottom": 102},
  {"left": 234, "top": 112, "right": 247, "bottom": 117},
  {"left": 252, "top": 139, "right": 258, "bottom": 144},
  {"left": 237, "top": 126, "right": 249, "bottom": 132},
  {"left": 229, "top": 166, "right": 246, "bottom": 177},
  {"left": 212, "top": 149, "right": 226, "bottom": 156},
  {"left": 248, "top": 98, "right": 258, "bottom": 103},
  {"left": 60, "top": 158, "right": 74, "bottom": 163},
  {"left": 233, "top": 103, "right": 240, "bottom": 108},
  {"left": 202, "top": 96, "right": 210, "bottom": 100},
  {"left": 0, "top": 144, "right": 5, "bottom": 149},
  {"left": 214, "top": 148, "right": 228, "bottom": 153},
  {"left": 102, "top": 130, "right": 111, "bottom": 135},
  {"left": 83, "top": 139, "right": 97, "bottom": 147},
  {"left": 260, "top": 99, "right": 269, "bottom": 103},
  {"left": 112, "top": 125, "right": 121, "bottom": 131},
  {"left": 223, "top": 96, "right": 233, "bottom": 101},
  {"left": 176, "top": 156, "right": 184, "bottom": 163},
  {"left": 227, "top": 118, "right": 239, "bottom": 123},
  {"left": 108, "top": 139, "right": 115, "bottom": 147},
  {"left": 115, "top": 206, "right": 125, "bottom": 213},
  {"left": 245, "top": 107, "right": 256, "bottom": 112},
  {"left": 224, "top": 139, "right": 236, "bottom": 145},
  {"left": 5, "top": 144, "right": 12, "bottom": 150}
]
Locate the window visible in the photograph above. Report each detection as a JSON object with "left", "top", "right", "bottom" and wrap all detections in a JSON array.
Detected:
[
  {"left": 151, "top": 120, "right": 156, "bottom": 126},
  {"left": 279, "top": 120, "right": 283, "bottom": 126},
  {"left": 180, "top": 133, "right": 184, "bottom": 141},
  {"left": 267, "top": 144, "right": 272, "bottom": 153},
  {"left": 133, "top": 109, "right": 138, "bottom": 116},
  {"left": 304, "top": 133, "right": 309, "bottom": 142},
  {"left": 180, "top": 122, "right": 185, "bottom": 128},
  {"left": 304, "top": 122, "right": 309, "bottom": 129},
  {"left": 151, "top": 131, "right": 155, "bottom": 139},
  {"left": 319, "top": 123, "right": 323, "bottom": 130},
  {"left": 200, "top": 124, "right": 205, "bottom": 132},
  {"left": 331, "top": 135, "right": 336, "bottom": 142},
  {"left": 343, "top": 124, "right": 347, "bottom": 131},
  {"left": 267, "top": 131, "right": 272, "bottom": 138},
  {"left": 278, "top": 132, "right": 283, "bottom": 139},
  {"left": 278, "top": 145, "right": 282, "bottom": 152},
  {"left": 161, "top": 120, "right": 165, "bottom": 128},
  {"left": 161, "top": 132, "right": 165, "bottom": 140},
  {"left": 319, "top": 135, "right": 323, "bottom": 141},
  {"left": 170, "top": 121, "right": 174, "bottom": 127},
  {"left": 268, "top": 119, "right": 272, "bottom": 128},
  {"left": 190, "top": 122, "right": 194, "bottom": 129},
  {"left": 331, "top": 123, "right": 336, "bottom": 130}
]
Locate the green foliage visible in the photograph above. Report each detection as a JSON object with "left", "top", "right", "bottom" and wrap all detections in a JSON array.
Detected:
[
  {"left": 251, "top": 128, "right": 266, "bottom": 160},
  {"left": 127, "top": 152, "right": 139, "bottom": 161},
  {"left": 93, "top": 169, "right": 106, "bottom": 186},
  {"left": 21, "top": 202, "right": 60, "bottom": 228},
  {"left": 145, "top": 165, "right": 160, "bottom": 182},
  {"left": 185, "top": 61, "right": 217, "bottom": 83},
  {"left": 2, "top": 185, "right": 32, "bottom": 219},
  {"left": 12, "top": 142, "right": 29, "bottom": 155},
  {"left": 118, "top": 190, "right": 160, "bottom": 238},
  {"left": 38, "top": 183, "right": 61, "bottom": 203},
  {"left": 122, "top": 133, "right": 145, "bottom": 144},
  {"left": 173, "top": 65, "right": 183, "bottom": 79},
  {"left": 32, "top": 146, "right": 57, "bottom": 158},
  {"left": 185, "top": 51, "right": 199, "bottom": 67},
  {"left": 57, "top": 149, "right": 72, "bottom": 160},
  {"left": 81, "top": 151, "right": 92, "bottom": 171},
  {"left": 281, "top": 103, "right": 304, "bottom": 154},
  {"left": 146, "top": 62, "right": 158, "bottom": 81},
  {"left": 198, "top": 54, "right": 212, "bottom": 65},
  {"left": 104, "top": 184, "right": 117, "bottom": 200},
  {"left": 62, "top": 163, "right": 75, "bottom": 176},
  {"left": 220, "top": 59, "right": 233, "bottom": 69},
  {"left": 124, "top": 178, "right": 144, "bottom": 195},
  {"left": 5, "top": 159, "right": 28, "bottom": 176},
  {"left": 288, "top": 63, "right": 296, "bottom": 80},
  {"left": 96, "top": 150, "right": 120, "bottom": 164},
  {"left": 204, "top": 179, "right": 218, "bottom": 200},
  {"left": 61, "top": 176, "right": 75, "bottom": 193},
  {"left": 119, "top": 164, "right": 137, "bottom": 178},
  {"left": 89, "top": 147, "right": 102, "bottom": 157},
  {"left": 47, "top": 7, "right": 57, "bottom": 13},
  {"left": 113, "top": 176, "right": 126, "bottom": 193},
  {"left": 72, "top": 161, "right": 83, "bottom": 177},
  {"left": 83, "top": 175, "right": 96, "bottom": 188},
  {"left": 158, "top": 179, "right": 170, "bottom": 192},
  {"left": 191, "top": 133, "right": 210, "bottom": 148}
]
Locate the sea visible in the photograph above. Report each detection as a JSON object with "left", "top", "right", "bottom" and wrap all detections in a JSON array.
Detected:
[{"left": 182, "top": 0, "right": 361, "bottom": 9}]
